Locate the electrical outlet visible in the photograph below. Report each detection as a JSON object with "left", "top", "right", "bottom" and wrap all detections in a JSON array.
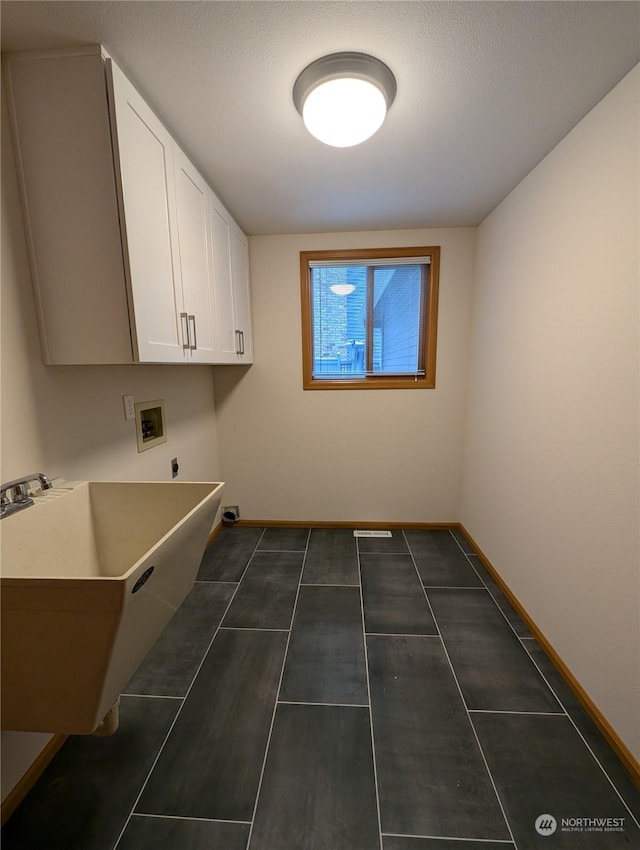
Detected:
[
  {"left": 171, "top": 457, "right": 179, "bottom": 479},
  {"left": 122, "top": 394, "right": 135, "bottom": 421}
]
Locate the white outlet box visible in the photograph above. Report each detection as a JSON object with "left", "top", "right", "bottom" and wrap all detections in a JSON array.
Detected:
[{"left": 122, "top": 394, "right": 135, "bottom": 421}]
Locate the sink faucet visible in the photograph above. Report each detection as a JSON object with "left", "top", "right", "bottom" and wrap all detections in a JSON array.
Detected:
[{"left": 0, "top": 472, "right": 53, "bottom": 519}]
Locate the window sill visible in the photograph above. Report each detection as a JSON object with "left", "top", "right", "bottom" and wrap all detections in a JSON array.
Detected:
[{"left": 303, "top": 376, "right": 436, "bottom": 390}]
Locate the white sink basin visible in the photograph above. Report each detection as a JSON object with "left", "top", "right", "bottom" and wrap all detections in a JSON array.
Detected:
[{"left": 1, "top": 480, "right": 224, "bottom": 734}]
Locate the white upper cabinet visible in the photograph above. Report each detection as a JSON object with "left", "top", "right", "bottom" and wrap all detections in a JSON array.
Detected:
[
  {"left": 4, "top": 48, "right": 133, "bottom": 364},
  {"left": 5, "top": 45, "right": 251, "bottom": 366},
  {"left": 209, "top": 194, "right": 254, "bottom": 364}
]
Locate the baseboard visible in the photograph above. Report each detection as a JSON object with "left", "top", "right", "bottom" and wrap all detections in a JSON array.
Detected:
[
  {"left": 1, "top": 733, "right": 68, "bottom": 825},
  {"left": 207, "top": 521, "right": 223, "bottom": 546},
  {"left": 234, "top": 519, "right": 458, "bottom": 530},
  {"left": 459, "top": 524, "right": 640, "bottom": 789}
]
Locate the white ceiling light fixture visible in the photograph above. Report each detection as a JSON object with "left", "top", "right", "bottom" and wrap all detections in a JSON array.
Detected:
[{"left": 293, "top": 52, "right": 396, "bottom": 148}]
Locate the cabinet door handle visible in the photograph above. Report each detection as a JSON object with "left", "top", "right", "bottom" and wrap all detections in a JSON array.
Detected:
[
  {"left": 180, "top": 312, "right": 190, "bottom": 350},
  {"left": 235, "top": 329, "right": 241, "bottom": 355},
  {"left": 239, "top": 330, "right": 245, "bottom": 355},
  {"left": 188, "top": 314, "right": 197, "bottom": 350}
]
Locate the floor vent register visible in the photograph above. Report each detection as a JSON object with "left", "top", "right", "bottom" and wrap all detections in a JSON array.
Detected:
[{"left": 353, "top": 530, "right": 393, "bottom": 538}]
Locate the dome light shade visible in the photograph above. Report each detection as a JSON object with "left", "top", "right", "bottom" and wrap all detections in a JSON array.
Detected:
[
  {"left": 303, "top": 78, "right": 387, "bottom": 147},
  {"left": 293, "top": 52, "right": 396, "bottom": 147}
]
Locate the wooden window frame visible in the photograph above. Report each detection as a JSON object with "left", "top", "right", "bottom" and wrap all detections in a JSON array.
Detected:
[{"left": 300, "top": 246, "right": 440, "bottom": 390}]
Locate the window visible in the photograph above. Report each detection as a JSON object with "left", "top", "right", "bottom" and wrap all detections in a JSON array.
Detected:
[{"left": 300, "top": 246, "right": 440, "bottom": 389}]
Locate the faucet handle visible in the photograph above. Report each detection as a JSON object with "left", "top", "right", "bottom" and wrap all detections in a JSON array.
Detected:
[{"left": 11, "top": 483, "right": 32, "bottom": 504}]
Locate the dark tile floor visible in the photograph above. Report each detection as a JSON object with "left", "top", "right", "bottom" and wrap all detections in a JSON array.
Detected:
[{"left": 3, "top": 527, "right": 640, "bottom": 849}]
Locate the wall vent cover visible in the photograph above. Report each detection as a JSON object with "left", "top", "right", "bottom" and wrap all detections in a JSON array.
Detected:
[{"left": 353, "top": 530, "right": 392, "bottom": 538}]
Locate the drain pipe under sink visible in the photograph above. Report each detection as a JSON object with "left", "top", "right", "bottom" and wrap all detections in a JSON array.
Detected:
[{"left": 92, "top": 698, "right": 120, "bottom": 737}]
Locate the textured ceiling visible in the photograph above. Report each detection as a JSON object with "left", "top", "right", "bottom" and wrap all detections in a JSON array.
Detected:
[{"left": 2, "top": 1, "right": 638, "bottom": 235}]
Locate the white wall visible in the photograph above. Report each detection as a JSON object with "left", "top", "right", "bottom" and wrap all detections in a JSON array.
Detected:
[
  {"left": 1, "top": 94, "right": 221, "bottom": 801},
  {"left": 461, "top": 66, "right": 639, "bottom": 759},
  {"left": 213, "top": 227, "right": 476, "bottom": 523}
]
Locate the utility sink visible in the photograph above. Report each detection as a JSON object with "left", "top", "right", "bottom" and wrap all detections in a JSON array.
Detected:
[{"left": 1, "top": 480, "right": 224, "bottom": 734}]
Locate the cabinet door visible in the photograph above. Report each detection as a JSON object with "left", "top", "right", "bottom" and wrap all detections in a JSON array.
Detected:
[
  {"left": 230, "top": 225, "right": 254, "bottom": 363},
  {"left": 106, "top": 60, "right": 186, "bottom": 363},
  {"left": 173, "top": 147, "right": 216, "bottom": 362},
  {"left": 209, "top": 197, "right": 238, "bottom": 362}
]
